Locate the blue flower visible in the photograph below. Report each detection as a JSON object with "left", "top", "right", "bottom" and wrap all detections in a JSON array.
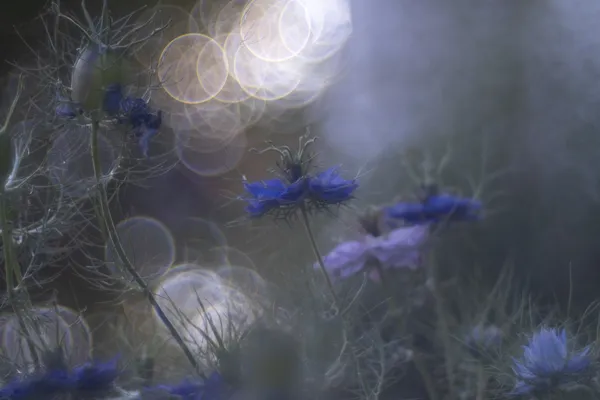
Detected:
[
  {"left": 121, "top": 97, "right": 162, "bottom": 158},
  {"left": 71, "top": 358, "right": 120, "bottom": 392},
  {"left": 465, "top": 325, "right": 503, "bottom": 357},
  {"left": 55, "top": 102, "right": 79, "bottom": 119},
  {"left": 102, "top": 84, "right": 162, "bottom": 157},
  {"left": 308, "top": 168, "right": 358, "bottom": 205},
  {"left": 149, "top": 371, "right": 227, "bottom": 399},
  {"left": 387, "top": 193, "right": 482, "bottom": 225},
  {"left": 243, "top": 178, "right": 307, "bottom": 218},
  {"left": 0, "top": 370, "right": 71, "bottom": 399},
  {"left": 242, "top": 138, "right": 357, "bottom": 219},
  {"left": 0, "top": 359, "right": 119, "bottom": 399},
  {"left": 511, "top": 328, "right": 592, "bottom": 396}
]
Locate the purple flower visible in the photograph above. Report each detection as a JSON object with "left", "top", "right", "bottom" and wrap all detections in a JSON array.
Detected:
[
  {"left": 308, "top": 168, "right": 358, "bottom": 205},
  {"left": 0, "top": 370, "right": 71, "bottom": 399},
  {"left": 465, "top": 325, "right": 503, "bottom": 356},
  {"left": 242, "top": 137, "right": 358, "bottom": 219},
  {"left": 387, "top": 193, "right": 482, "bottom": 225},
  {"left": 242, "top": 178, "right": 307, "bottom": 218},
  {"left": 71, "top": 358, "right": 119, "bottom": 392},
  {"left": 0, "top": 358, "right": 118, "bottom": 399},
  {"left": 55, "top": 102, "right": 79, "bottom": 119},
  {"left": 149, "top": 371, "right": 227, "bottom": 399},
  {"left": 242, "top": 167, "right": 357, "bottom": 219},
  {"left": 102, "top": 84, "right": 162, "bottom": 157},
  {"left": 511, "top": 328, "right": 592, "bottom": 396},
  {"left": 318, "top": 225, "right": 429, "bottom": 282}
]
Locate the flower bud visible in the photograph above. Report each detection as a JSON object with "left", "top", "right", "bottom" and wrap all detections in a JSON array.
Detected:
[{"left": 70, "top": 45, "right": 131, "bottom": 112}]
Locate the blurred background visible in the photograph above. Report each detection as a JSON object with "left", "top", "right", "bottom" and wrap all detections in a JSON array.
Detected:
[{"left": 3, "top": 0, "right": 600, "bottom": 384}]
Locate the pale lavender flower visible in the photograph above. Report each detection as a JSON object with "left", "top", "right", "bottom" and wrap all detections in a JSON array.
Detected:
[
  {"left": 511, "top": 328, "right": 592, "bottom": 396},
  {"left": 465, "top": 325, "right": 503, "bottom": 357},
  {"left": 317, "top": 225, "right": 429, "bottom": 282}
]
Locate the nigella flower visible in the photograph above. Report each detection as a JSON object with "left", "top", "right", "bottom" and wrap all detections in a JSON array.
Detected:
[
  {"left": 0, "top": 370, "right": 71, "bottom": 399},
  {"left": 241, "top": 136, "right": 358, "bottom": 219},
  {"left": 465, "top": 325, "right": 503, "bottom": 357},
  {"left": 511, "top": 328, "right": 593, "bottom": 396},
  {"left": 55, "top": 90, "right": 82, "bottom": 119},
  {"left": 55, "top": 102, "right": 79, "bottom": 119},
  {"left": 0, "top": 358, "right": 120, "bottom": 399},
  {"left": 147, "top": 371, "right": 228, "bottom": 400},
  {"left": 71, "top": 358, "right": 120, "bottom": 392},
  {"left": 387, "top": 190, "right": 482, "bottom": 225},
  {"left": 103, "top": 84, "right": 162, "bottom": 157},
  {"left": 318, "top": 225, "right": 429, "bottom": 282}
]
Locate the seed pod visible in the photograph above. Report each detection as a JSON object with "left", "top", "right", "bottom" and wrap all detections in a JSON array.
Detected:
[{"left": 71, "top": 44, "right": 131, "bottom": 112}]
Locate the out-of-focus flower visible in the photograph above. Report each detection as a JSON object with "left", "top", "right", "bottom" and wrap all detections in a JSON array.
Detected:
[
  {"left": 103, "top": 84, "right": 162, "bottom": 157},
  {"left": 72, "top": 358, "right": 120, "bottom": 392},
  {"left": 387, "top": 192, "right": 482, "bottom": 225},
  {"left": 55, "top": 102, "right": 79, "bottom": 119},
  {"left": 511, "top": 328, "right": 592, "bottom": 396},
  {"left": 242, "top": 137, "right": 357, "bottom": 219},
  {"left": 148, "top": 371, "right": 227, "bottom": 400},
  {"left": 465, "top": 325, "right": 503, "bottom": 357},
  {"left": 0, "top": 358, "right": 119, "bottom": 399},
  {"left": 308, "top": 168, "right": 358, "bottom": 206},
  {"left": 318, "top": 225, "right": 429, "bottom": 282}
]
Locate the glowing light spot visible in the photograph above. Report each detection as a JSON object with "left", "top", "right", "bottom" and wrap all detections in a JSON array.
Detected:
[
  {"left": 104, "top": 216, "right": 176, "bottom": 281},
  {"left": 158, "top": 34, "right": 228, "bottom": 104}
]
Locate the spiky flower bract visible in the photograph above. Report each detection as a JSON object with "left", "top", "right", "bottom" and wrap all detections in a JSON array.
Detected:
[
  {"left": 241, "top": 135, "right": 358, "bottom": 220},
  {"left": 511, "top": 328, "right": 592, "bottom": 396}
]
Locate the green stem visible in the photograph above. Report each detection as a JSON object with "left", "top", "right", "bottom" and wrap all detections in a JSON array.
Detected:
[
  {"left": 0, "top": 191, "right": 40, "bottom": 367},
  {"left": 428, "top": 250, "right": 456, "bottom": 398},
  {"left": 412, "top": 350, "right": 439, "bottom": 400},
  {"left": 475, "top": 364, "right": 487, "bottom": 400},
  {"left": 299, "top": 206, "right": 340, "bottom": 313},
  {"left": 89, "top": 121, "right": 202, "bottom": 376}
]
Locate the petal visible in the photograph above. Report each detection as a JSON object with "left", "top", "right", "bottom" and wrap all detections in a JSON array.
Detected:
[
  {"left": 424, "top": 195, "right": 482, "bottom": 221},
  {"left": 277, "top": 179, "right": 307, "bottom": 204},
  {"left": 369, "top": 226, "right": 428, "bottom": 269},
  {"left": 386, "top": 203, "right": 429, "bottom": 224},
  {"left": 511, "top": 380, "right": 534, "bottom": 396},
  {"left": 318, "top": 240, "right": 369, "bottom": 280},
  {"left": 566, "top": 349, "right": 591, "bottom": 373},
  {"left": 244, "top": 179, "right": 287, "bottom": 198},
  {"left": 524, "top": 328, "right": 568, "bottom": 375},
  {"left": 308, "top": 168, "right": 357, "bottom": 204},
  {"left": 55, "top": 103, "right": 78, "bottom": 119}
]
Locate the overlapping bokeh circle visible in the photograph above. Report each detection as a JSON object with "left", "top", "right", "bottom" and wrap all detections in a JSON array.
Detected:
[
  {"left": 0, "top": 306, "right": 92, "bottom": 367},
  {"left": 132, "top": 0, "right": 352, "bottom": 176}
]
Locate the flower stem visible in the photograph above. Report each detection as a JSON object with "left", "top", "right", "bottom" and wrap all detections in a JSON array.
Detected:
[
  {"left": 89, "top": 121, "right": 202, "bottom": 377},
  {"left": 0, "top": 190, "right": 40, "bottom": 367},
  {"left": 412, "top": 350, "right": 439, "bottom": 400},
  {"left": 299, "top": 206, "right": 340, "bottom": 313},
  {"left": 427, "top": 249, "right": 456, "bottom": 398},
  {"left": 475, "top": 364, "right": 487, "bottom": 400}
]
